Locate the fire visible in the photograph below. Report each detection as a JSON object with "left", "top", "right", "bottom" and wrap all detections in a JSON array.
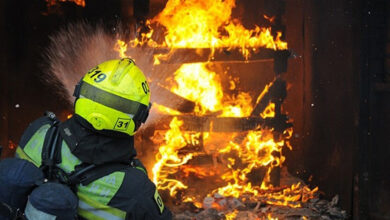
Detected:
[
  {"left": 267, "top": 214, "right": 278, "bottom": 220},
  {"left": 170, "top": 63, "right": 253, "bottom": 116},
  {"left": 110, "top": 0, "right": 319, "bottom": 212},
  {"left": 225, "top": 210, "right": 238, "bottom": 220},
  {"left": 152, "top": 117, "right": 200, "bottom": 197},
  {"left": 45, "top": 0, "right": 85, "bottom": 7},
  {"left": 8, "top": 140, "right": 16, "bottom": 150},
  {"left": 114, "top": 40, "right": 128, "bottom": 59},
  {"left": 117, "top": 0, "right": 287, "bottom": 61},
  {"left": 261, "top": 103, "right": 275, "bottom": 118},
  {"left": 172, "top": 63, "right": 223, "bottom": 114},
  {"left": 180, "top": 165, "right": 216, "bottom": 178},
  {"left": 152, "top": 0, "right": 287, "bottom": 52},
  {"left": 151, "top": 61, "right": 318, "bottom": 208},
  {"left": 210, "top": 129, "right": 317, "bottom": 208}
]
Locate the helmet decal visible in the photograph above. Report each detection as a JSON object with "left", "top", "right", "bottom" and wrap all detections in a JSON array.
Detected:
[{"left": 114, "top": 118, "right": 131, "bottom": 131}]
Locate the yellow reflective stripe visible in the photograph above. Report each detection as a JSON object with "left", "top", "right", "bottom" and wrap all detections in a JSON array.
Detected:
[
  {"left": 57, "top": 141, "right": 82, "bottom": 173},
  {"left": 77, "top": 192, "right": 126, "bottom": 219},
  {"left": 23, "top": 124, "right": 50, "bottom": 166},
  {"left": 15, "top": 147, "right": 39, "bottom": 167},
  {"left": 154, "top": 189, "right": 164, "bottom": 214},
  {"left": 135, "top": 166, "right": 147, "bottom": 174},
  {"left": 78, "top": 200, "right": 124, "bottom": 220},
  {"left": 78, "top": 207, "right": 105, "bottom": 220},
  {"left": 78, "top": 171, "right": 125, "bottom": 205}
]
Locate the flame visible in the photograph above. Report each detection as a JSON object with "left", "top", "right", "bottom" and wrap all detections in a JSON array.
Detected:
[
  {"left": 151, "top": 61, "right": 319, "bottom": 208},
  {"left": 180, "top": 165, "right": 216, "bottom": 178},
  {"left": 267, "top": 214, "right": 278, "bottom": 220},
  {"left": 182, "top": 197, "right": 202, "bottom": 208},
  {"left": 116, "top": 0, "right": 288, "bottom": 60},
  {"left": 172, "top": 63, "right": 223, "bottom": 114},
  {"left": 171, "top": 63, "right": 253, "bottom": 116},
  {"left": 225, "top": 210, "right": 238, "bottom": 220},
  {"left": 114, "top": 40, "right": 128, "bottom": 58},
  {"left": 261, "top": 103, "right": 275, "bottom": 118},
  {"left": 152, "top": 117, "right": 199, "bottom": 197},
  {"left": 45, "top": 0, "right": 85, "bottom": 7},
  {"left": 263, "top": 15, "right": 276, "bottom": 23},
  {"left": 8, "top": 140, "right": 16, "bottom": 150},
  {"left": 113, "top": 0, "right": 320, "bottom": 211},
  {"left": 154, "top": 103, "right": 182, "bottom": 115},
  {"left": 152, "top": 0, "right": 287, "bottom": 52}
]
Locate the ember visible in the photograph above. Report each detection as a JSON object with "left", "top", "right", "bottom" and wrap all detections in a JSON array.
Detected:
[
  {"left": 45, "top": 0, "right": 85, "bottom": 8},
  {"left": 8, "top": 140, "right": 16, "bottom": 150}
]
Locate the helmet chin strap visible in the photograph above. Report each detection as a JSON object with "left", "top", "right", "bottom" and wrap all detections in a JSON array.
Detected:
[
  {"left": 133, "top": 103, "right": 152, "bottom": 124},
  {"left": 132, "top": 103, "right": 152, "bottom": 133},
  {"left": 72, "top": 78, "right": 84, "bottom": 107}
]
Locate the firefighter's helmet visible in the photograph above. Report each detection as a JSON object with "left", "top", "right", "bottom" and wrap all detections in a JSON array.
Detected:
[{"left": 73, "top": 58, "right": 151, "bottom": 136}]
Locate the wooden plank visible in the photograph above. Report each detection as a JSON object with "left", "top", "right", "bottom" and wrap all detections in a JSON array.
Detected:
[
  {"left": 151, "top": 83, "right": 195, "bottom": 113},
  {"left": 128, "top": 47, "right": 290, "bottom": 64},
  {"left": 155, "top": 115, "right": 292, "bottom": 132}
]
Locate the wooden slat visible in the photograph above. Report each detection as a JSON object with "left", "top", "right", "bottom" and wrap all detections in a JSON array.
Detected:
[
  {"left": 127, "top": 47, "right": 290, "bottom": 64},
  {"left": 155, "top": 115, "right": 292, "bottom": 132}
]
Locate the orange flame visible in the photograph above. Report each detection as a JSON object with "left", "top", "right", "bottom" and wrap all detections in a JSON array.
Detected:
[
  {"left": 114, "top": 40, "right": 128, "bottom": 58},
  {"left": 45, "top": 0, "right": 85, "bottom": 7},
  {"left": 261, "top": 103, "right": 276, "bottom": 118},
  {"left": 116, "top": 0, "right": 288, "bottom": 59},
  {"left": 152, "top": 117, "right": 199, "bottom": 196},
  {"left": 152, "top": 0, "right": 287, "bottom": 51},
  {"left": 225, "top": 210, "right": 238, "bottom": 220},
  {"left": 150, "top": 60, "right": 319, "bottom": 208},
  {"left": 117, "top": 0, "right": 320, "bottom": 210},
  {"left": 8, "top": 140, "right": 16, "bottom": 150},
  {"left": 171, "top": 63, "right": 253, "bottom": 116},
  {"left": 267, "top": 213, "right": 278, "bottom": 220}
]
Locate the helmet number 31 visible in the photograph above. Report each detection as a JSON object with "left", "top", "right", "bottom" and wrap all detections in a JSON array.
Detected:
[{"left": 88, "top": 70, "right": 107, "bottom": 83}]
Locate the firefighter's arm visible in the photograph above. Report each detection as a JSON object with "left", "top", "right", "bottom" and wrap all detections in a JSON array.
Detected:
[
  {"left": 108, "top": 167, "right": 172, "bottom": 220},
  {"left": 125, "top": 180, "right": 172, "bottom": 220}
]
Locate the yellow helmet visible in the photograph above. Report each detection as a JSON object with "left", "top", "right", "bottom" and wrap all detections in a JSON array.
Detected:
[{"left": 73, "top": 58, "right": 151, "bottom": 136}]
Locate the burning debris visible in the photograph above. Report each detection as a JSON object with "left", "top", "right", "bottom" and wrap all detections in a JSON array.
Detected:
[
  {"left": 172, "top": 194, "right": 348, "bottom": 220},
  {"left": 45, "top": 0, "right": 85, "bottom": 8}
]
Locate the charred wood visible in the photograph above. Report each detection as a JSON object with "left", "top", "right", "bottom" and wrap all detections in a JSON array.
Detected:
[
  {"left": 127, "top": 47, "right": 291, "bottom": 65},
  {"left": 151, "top": 83, "right": 196, "bottom": 113},
  {"left": 155, "top": 115, "right": 292, "bottom": 132}
]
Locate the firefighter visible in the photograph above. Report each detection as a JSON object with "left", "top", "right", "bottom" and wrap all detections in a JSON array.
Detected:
[{"left": 14, "top": 58, "right": 172, "bottom": 220}]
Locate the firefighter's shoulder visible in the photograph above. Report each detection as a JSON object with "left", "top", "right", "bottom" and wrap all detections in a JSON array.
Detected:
[
  {"left": 109, "top": 166, "right": 173, "bottom": 219},
  {"left": 19, "top": 116, "right": 53, "bottom": 149}
]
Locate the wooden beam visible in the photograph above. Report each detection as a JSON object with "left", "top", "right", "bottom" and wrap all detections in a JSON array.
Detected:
[
  {"left": 155, "top": 115, "right": 292, "bottom": 132},
  {"left": 128, "top": 47, "right": 290, "bottom": 64},
  {"left": 150, "top": 83, "right": 196, "bottom": 113}
]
